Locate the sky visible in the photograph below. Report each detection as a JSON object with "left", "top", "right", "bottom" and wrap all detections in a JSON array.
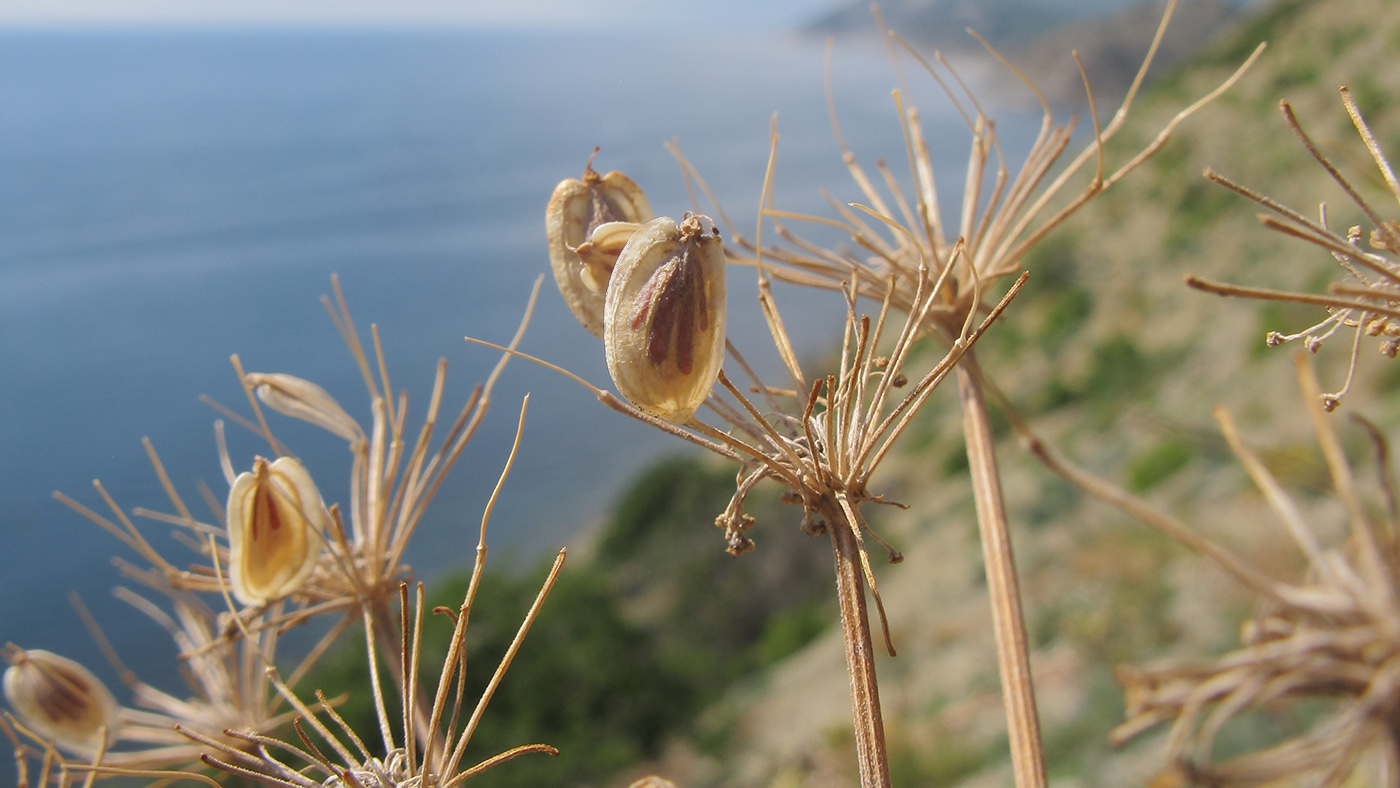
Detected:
[{"left": 0, "top": 0, "right": 842, "bottom": 32}]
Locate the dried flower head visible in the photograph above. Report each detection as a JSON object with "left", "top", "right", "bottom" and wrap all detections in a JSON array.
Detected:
[
  {"left": 1024, "top": 352, "right": 1400, "bottom": 787},
  {"left": 194, "top": 401, "right": 564, "bottom": 788},
  {"left": 604, "top": 213, "right": 727, "bottom": 424},
  {"left": 226, "top": 455, "right": 330, "bottom": 607},
  {"left": 547, "top": 148, "right": 653, "bottom": 337},
  {"left": 1188, "top": 87, "right": 1400, "bottom": 411},
  {"left": 2, "top": 646, "right": 119, "bottom": 758},
  {"left": 669, "top": 2, "right": 1262, "bottom": 351},
  {"left": 34, "top": 275, "right": 539, "bottom": 784}
]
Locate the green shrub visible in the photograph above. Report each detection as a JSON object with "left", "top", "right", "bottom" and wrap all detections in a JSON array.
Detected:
[{"left": 1127, "top": 441, "right": 1195, "bottom": 492}]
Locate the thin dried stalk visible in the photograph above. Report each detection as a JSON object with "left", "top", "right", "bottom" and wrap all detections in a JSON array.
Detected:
[
  {"left": 821, "top": 496, "right": 891, "bottom": 788},
  {"left": 958, "top": 351, "right": 1046, "bottom": 788}
]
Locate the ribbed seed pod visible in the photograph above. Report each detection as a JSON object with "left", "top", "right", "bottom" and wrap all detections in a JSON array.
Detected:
[
  {"left": 226, "top": 456, "right": 329, "bottom": 606},
  {"left": 3, "top": 647, "right": 120, "bottom": 756},
  {"left": 546, "top": 153, "right": 652, "bottom": 337},
  {"left": 604, "top": 215, "right": 726, "bottom": 424}
]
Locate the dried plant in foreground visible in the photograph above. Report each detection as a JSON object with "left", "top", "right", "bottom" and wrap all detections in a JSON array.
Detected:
[
  {"left": 8, "top": 277, "right": 539, "bottom": 784},
  {"left": 3, "top": 510, "right": 310, "bottom": 780},
  {"left": 653, "top": 4, "right": 1262, "bottom": 785},
  {"left": 494, "top": 145, "right": 1031, "bottom": 786},
  {"left": 1188, "top": 87, "right": 1400, "bottom": 411},
  {"left": 191, "top": 398, "right": 566, "bottom": 788}
]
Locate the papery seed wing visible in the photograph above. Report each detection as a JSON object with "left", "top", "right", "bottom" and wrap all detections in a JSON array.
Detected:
[
  {"left": 577, "top": 220, "right": 644, "bottom": 297},
  {"left": 226, "top": 456, "right": 329, "bottom": 606},
  {"left": 3, "top": 648, "right": 120, "bottom": 757},
  {"left": 546, "top": 160, "right": 652, "bottom": 337},
  {"left": 247, "top": 372, "right": 364, "bottom": 445},
  {"left": 604, "top": 215, "right": 726, "bottom": 423}
]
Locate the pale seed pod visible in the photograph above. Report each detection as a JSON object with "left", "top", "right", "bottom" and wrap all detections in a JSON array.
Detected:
[
  {"left": 245, "top": 372, "right": 365, "bottom": 445},
  {"left": 576, "top": 220, "right": 645, "bottom": 297},
  {"left": 3, "top": 647, "right": 120, "bottom": 756},
  {"left": 226, "top": 456, "right": 329, "bottom": 606},
  {"left": 604, "top": 214, "right": 726, "bottom": 424},
  {"left": 546, "top": 152, "right": 652, "bottom": 337}
]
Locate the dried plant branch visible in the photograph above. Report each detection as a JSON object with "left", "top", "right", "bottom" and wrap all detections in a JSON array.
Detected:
[{"left": 1187, "top": 90, "right": 1400, "bottom": 407}]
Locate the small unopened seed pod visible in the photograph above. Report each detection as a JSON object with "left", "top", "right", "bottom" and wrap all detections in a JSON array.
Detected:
[
  {"left": 3, "top": 647, "right": 120, "bottom": 756},
  {"left": 245, "top": 372, "right": 365, "bottom": 445},
  {"left": 604, "top": 214, "right": 726, "bottom": 424},
  {"left": 226, "top": 456, "right": 329, "bottom": 606},
  {"left": 546, "top": 152, "right": 652, "bottom": 337}
]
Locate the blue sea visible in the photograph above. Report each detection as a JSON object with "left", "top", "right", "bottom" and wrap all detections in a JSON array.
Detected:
[{"left": 0, "top": 28, "right": 1042, "bottom": 695}]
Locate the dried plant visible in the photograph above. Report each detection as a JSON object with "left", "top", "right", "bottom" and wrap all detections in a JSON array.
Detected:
[
  {"left": 191, "top": 398, "right": 566, "bottom": 788},
  {"left": 4, "top": 2, "right": 1350, "bottom": 786},
  {"left": 1042, "top": 353, "right": 1400, "bottom": 787},
  {"left": 1188, "top": 87, "right": 1400, "bottom": 411},
  {"left": 985, "top": 64, "right": 1400, "bottom": 787},
  {"left": 631, "top": 4, "right": 1258, "bottom": 786},
  {"left": 502, "top": 206, "right": 1025, "bottom": 788},
  {"left": 483, "top": 4, "right": 1266, "bottom": 786},
  {"left": 5, "top": 277, "right": 539, "bottom": 784}
]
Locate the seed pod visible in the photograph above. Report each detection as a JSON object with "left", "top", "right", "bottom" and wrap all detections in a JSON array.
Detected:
[
  {"left": 546, "top": 152, "right": 652, "bottom": 337},
  {"left": 226, "top": 456, "right": 329, "bottom": 606},
  {"left": 245, "top": 372, "right": 365, "bottom": 445},
  {"left": 604, "top": 215, "right": 726, "bottom": 424},
  {"left": 576, "top": 220, "right": 644, "bottom": 297},
  {"left": 3, "top": 647, "right": 120, "bottom": 756}
]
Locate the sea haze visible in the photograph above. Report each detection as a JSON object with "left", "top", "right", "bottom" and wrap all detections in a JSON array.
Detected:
[{"left": 0, "top": 28, "right": 1045, "bottom": 693}]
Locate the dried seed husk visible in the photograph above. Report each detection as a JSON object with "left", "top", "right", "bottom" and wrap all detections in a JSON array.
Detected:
[
  {"left": 546, "top": 156, "right": 652, "bottom": 337},
  {"left": 226, "top": 455, "right": 329, "bottom": 606},
  {"left": 604, "top": 215, "right": 726, "bottom": 423},
  {"left": 246, "top": 372, "right": 365, "bottom": 445},
  {"left": 576, "top": 220, "right": 644, "bottom": 297},
  {"left": 3, "top": 648, "right": 120, "bottom": 756}
]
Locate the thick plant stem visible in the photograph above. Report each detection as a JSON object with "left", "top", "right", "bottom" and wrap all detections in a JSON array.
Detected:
[
  {"left": 824, "top": 499, "right": 891, "bottom": 788},
  {"left": 957, "top": 351, "right": 1047, "bottom": 788}
]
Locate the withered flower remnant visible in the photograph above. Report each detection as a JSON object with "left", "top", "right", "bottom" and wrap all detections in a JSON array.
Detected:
[
  {"left": 604, "top": 214, "right": 727, "bottom": 424},
  {"left": 546, "top": 150, "right": 652, "bottom": 337},
  {"left": 226, "top": 455, "right": 329, "bottom": 607},
  {"left": 2, "top": 646, "right": 120, "bottom": 758}
]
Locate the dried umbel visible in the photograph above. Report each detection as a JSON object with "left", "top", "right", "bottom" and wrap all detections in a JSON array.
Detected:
[
  {"left": 1017, "top": 351, "right": 1400, "bottom": 786},
  {"left": 34, "top": 277, "right": 537, "bottom": 784},
  {"left": 2, "top": 646, "right": 120, "bottom": 757},
  {"left": 604, "top": 214, "right": 727, "bottom": 424},
  {"left": 1188, "top": 87, "right": 1400, "bottom": 410},
  {"left": 546, "top": 150, "right": 652, "bottom": 337},
  {"left": 226, "top": 455, "right": 329, "bottom": 606}
]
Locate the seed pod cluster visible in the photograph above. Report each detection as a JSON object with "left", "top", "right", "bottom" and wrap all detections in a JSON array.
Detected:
[
  {"left": 226, "top": 455, "right": 329, "bottom": 606},
  {"left": 604, "top": 214, "right": 727, "bottom": 424},
  {"left": 546, "top": 153, "right": 652, "bottom": 337},
  {"left": 3, "top": 647, "right": 120, "bottom": 756}
]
